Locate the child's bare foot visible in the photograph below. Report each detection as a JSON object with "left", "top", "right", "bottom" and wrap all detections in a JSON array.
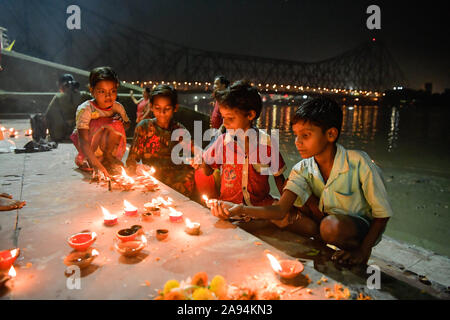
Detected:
[{"left": 0, "top": 196, "right": 26, "bottom": 211}]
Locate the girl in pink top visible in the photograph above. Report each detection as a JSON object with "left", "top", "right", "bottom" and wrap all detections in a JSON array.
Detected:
[
  {"left": 130, "top": 86, "right": 151, "bottom": 123},
  {"left": 210, "top": 75, "right": 230, "bottom": 129}
]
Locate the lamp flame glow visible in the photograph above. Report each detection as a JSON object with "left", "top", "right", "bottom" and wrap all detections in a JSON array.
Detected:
[
  {"left": 120, "top": 167, "right": 135, "bottom": 184},
  {"left": 101, "top": 206, "right": 116, "bottom": 219},
  {"left": 123, "top": 200, "right": 137, "bottom": 211},
  {"left": 266, "top": 253, "right": 282, "bottom": 273},
  {"left": 8, "top": 266, "right": 16, "bottom": 278},
  {"left": 91, "top": 249, "right": 99, "bottom": 257}
]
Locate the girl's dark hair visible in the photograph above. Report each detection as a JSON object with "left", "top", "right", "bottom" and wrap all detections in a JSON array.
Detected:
[
  {"left": 150, "top": 84, "right": 178, "bottom": 106},
  {"left": 144, "top": 86, "right": 151, "bottom": 94},
  {"left": 89, "top": 66, "right": 119, "bottom": 89},
  {"left": 292, "top": 97, "right": 343, "bottom": 139},
  {"left": 214, "top": 75, "right": 230, "bottom": 88},
  {"left": 215, "top": 80, "right": 262, "bottom": 119},
  {"left": 58, "top": 73, "right": 79, "bottom": 93}
]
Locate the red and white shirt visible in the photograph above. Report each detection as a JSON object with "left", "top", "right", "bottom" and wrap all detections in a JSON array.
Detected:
[{"left": 203, "top": 128, "right": 286, "bottom": 206}]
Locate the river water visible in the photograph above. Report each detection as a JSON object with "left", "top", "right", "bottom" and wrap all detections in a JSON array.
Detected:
[{"left": 181, "top": 93, "right": 450, "bottom": 257}]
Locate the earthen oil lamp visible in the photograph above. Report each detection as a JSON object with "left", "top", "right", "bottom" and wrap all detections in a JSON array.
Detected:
[
  {"left": 202, "top": 194, "right": 215, "bottom": 208},
  {"left": 184, "top": 218, "right": 201, "bottom": 236},
  {"left": 123, "top": 200, "right": 138, "bottom": 216},
  {"left": 120, "top": 167, "right": 135, "bottom": 190},
  {"left": 8, "top": 128, "right": 16, "bottom": 138},
  {"left": 168, "top": 207, "right": 183, "bottom": 223},
  {"left": 143, "top": 200, "right": 161, "bottom": 216},
  {"left": 67, "top": 231, "right": 97, "bottom": 251},
  {"left": 116, "top": 225, "right": 143, "bottom": 242},
  {"left": 114, "top": 235, "right": 147, "bottom": 257},
  {"left": 155, "top": 196, "right": 174, "bottom": 208},
  {"left": 266, "top": 253, "right": 304, "bottom": 279},
  {"left": 101, "top": 206, "right": 118, "bottom": 226},
  {"left": 24, "top": 129, "right": 32, "bottom": 136},
  {"left": 64, "top": 248, "right": 99, "bottom": 269},
  {"left": 0, "top": 266, "right": 16, "bottom": 288},
  {"left": 156, "top": 229, "right": 169, "bottom": 241},
  {"left": 0, "top": 248, "right": 20, "bottom": 270}
]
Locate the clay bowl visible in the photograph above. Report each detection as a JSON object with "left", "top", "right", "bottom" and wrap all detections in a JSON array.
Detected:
[
  {"left": 116, "top": 225, "right": 143, "bottom": 242},
  {"left": 156, "top": 229, "right": 169, "bottom": 241},
  {"left": 114, "top": 235, "right": 147, "bottom": 257},
  {"left": 141, "top": 211, "right": 153, "bottom": 222},
  {"left": 276, "top": 260, "right": 304, "bottom": 279},
  {"left": 0, "top": 248, "right": 20, "bottom": 271},
  {"left": 143, "top": 203, "right": 161, "bottom": 216},
  {"left": 64, "top": 248, "right": 99, "bottom": 269},
  {"left": 67, "top": 231, "right": 97, "bottom": 252}
]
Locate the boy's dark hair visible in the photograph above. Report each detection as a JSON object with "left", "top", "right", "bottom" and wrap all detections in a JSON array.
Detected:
[
  {"left": 292, "top": 97, "right": 343, "bottom": 139},
  {"left": 215, "top": 80, "right": 262, "bottom": 119},
  {"left": 89, "top": 66, "right": 119, "bottom": 89},
  {"left": 58, "top": 73, "right": 79, "bottom": 93},
  {"left": 144, "top": 86, "right": 151, "bottom": 94},
  {"left": 214, "top": 75, "right": 230, "bottom": 88},
  {"left": 150, "top": 84, "right": 178, "bottom": 106}
]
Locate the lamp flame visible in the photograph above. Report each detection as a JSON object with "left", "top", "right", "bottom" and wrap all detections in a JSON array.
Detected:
[
  {"left": 120, "top": 167, "right": 135, "bottom": 184},
  {"left": 123, "top": 200, "right": 137, "bottom": 211},
  {"left": 101, "top": 206, "right": 116, "bottom": 219},
  {"left": 202, "top": 195, "right": 209, "bottom": 202},
  {"left": 91, "top": 249, "right": 99, "bottom": 257},
  {"left": 10, "top": 249, "right": 18, "bottom": 258},
  {"left": 266, "top": 253, "right": 282, "bottom": 273},
  {"left": 185, "top": 218, "right": 194, "bottom": 228},
  {"left": 8, "top": 266, "right": 16, "bottom": 278}
]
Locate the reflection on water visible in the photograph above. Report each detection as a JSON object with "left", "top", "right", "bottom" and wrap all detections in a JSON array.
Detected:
[{"left": 182, "top": 94, "right": 450, "bottom": 175}]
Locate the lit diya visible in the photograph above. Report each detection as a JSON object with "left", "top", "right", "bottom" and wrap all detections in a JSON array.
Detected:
[
  {"left": 155, "top": 196, "right": 174, "bottom": 208},
  {"left": 24, "top": 129, "right": 32, "bottom": 136},
  {"left": 156, "top": 229, "right": 169, "bottom": 241},
  {"left": 168, "top": 207, "right": 183, "bottom": 222},
  {"left": 184, "top": 218, "right": 201, "bottom": 235},
  {"left": 67, "top": 231, "right": 97, "bottom": 252},
  {"left": 266, "top": 253, "right": 304, "bottom": 279},
  {"left": 123, "top": 200, "right": 138, "bottom": 216},
  {"left": 64, "top": 248, "right": 99, "bottom": 269},
  {"left": 114, "top": 235, "right": 147, "bottom": 257},
  {"left": 0, "top": 266, "right": 16, "bottom": 287},
  {"left": 116, "top": 225, "right": 143, "bottom": 242},
  {"left": 101, "top": 206, "right": 118, "bottom": 226},
  {"left": 202, "top": 194, "right": 216, "bottom": 208},
  {"left": 0, "top": 248, "right": 20, "bottom": 270},
  {"left": 143, "top": 200, "right": 161, "bottom": 216}
]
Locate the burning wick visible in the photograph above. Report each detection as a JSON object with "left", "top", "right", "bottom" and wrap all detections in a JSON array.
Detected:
[
  {"left": 266, "top": 253, "right": 282, "bottom": 273},
  {"left": 25, "top": 129, "right": 32, "bottom": 136},
  {"left": 121, "top": 167, "right": 135, "bottom": 184},
  {"left": 123, "top": 200, "right": 138, "bottom": 216},
  {"left": 101, "top": 206, "right": 118, "bottom": 226},
  {"left": 8, "top": 266, "right": 16, "bottom": 278},
  {"left": 202, "top": 194, "right": 215, "bottom": 207},
  {"left": 266, "top": 253, "right": 304, "bottom": 279},
  {"left": 156, "top": 196, "right": 173, "bottom": 207},
  {"left": 184, "top": 218, "right": 201, "bottom": 235},
  {"left": 168, "top": 207, "right": 183, "bottom": 222},
  {"left": 0, "top": 248, "right": 20, "bottom": 270}
]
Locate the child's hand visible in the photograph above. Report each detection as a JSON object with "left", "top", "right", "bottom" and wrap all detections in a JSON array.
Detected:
[
  {"left": 189, "top": 156, "right": 203, "bottom": 170},
  {"left": 331, "top": 247, "right": 371, "bottom": 266},
  {"left": 210, "top": 200, "right": 243, "bottom": 220}
]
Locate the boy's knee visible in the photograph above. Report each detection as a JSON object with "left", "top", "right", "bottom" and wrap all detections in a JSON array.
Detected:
[{"left": 319, "top": 215, "right": 341, "bottom": 243}]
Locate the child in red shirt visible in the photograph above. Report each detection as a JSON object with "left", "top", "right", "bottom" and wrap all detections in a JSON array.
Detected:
[{"left": 193, "top": 80, "right": 286, "bottom": 207}]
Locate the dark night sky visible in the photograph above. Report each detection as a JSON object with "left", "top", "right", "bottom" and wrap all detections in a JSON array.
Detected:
[{"left": 1, "top": 0, "right": 449, "bottom": 92}]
